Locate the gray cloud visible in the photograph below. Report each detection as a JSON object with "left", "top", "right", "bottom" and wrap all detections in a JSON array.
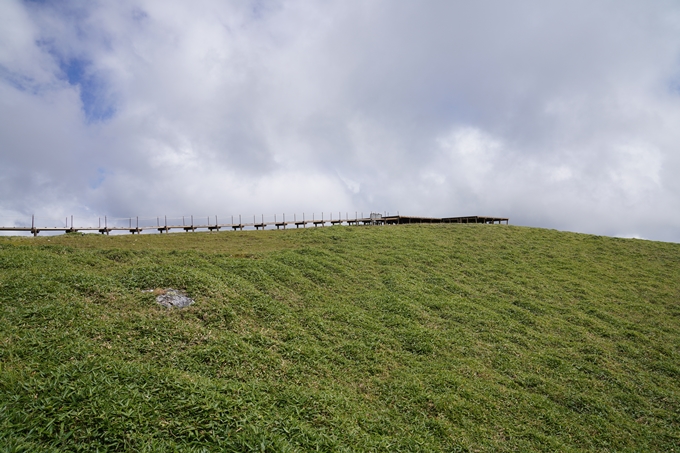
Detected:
[{"left": 2, "top": 0, "right": 680, "bottom": 240}]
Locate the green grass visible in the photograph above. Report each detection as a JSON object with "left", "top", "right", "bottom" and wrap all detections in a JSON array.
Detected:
[{"left": 0, "top": 225, "right": 678, "bottom": 452}]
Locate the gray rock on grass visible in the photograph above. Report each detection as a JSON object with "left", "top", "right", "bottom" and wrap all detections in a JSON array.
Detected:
[{"left": 154, "top": 289, "right": 194, "bottom": 309}]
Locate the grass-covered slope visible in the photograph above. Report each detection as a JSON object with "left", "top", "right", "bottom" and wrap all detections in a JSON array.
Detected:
[{"left": 0, "top": 225, "right": 678, "bottom": 452}]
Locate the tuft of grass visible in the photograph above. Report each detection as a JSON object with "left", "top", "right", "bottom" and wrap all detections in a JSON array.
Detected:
[{"left": 0, "top": 225, "right": 679, "bottom": 451}]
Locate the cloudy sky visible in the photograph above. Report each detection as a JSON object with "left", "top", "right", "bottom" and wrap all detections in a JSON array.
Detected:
[{"left": 2, "top": 0, "right": 680, "bottom": 240}]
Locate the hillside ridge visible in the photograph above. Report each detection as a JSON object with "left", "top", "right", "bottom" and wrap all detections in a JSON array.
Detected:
[{"left": 1, "top": 225, "right": 678, "bottom": 451}]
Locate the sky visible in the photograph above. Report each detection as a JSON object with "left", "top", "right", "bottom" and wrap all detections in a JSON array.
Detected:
[{"left": 2, "top": 0, "right": 680, "bottom": 240}]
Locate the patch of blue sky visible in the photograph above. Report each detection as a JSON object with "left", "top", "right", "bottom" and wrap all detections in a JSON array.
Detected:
[
  {"left": 58, "top": 57, "right": 116, "bottom": 123},
  {"left": 63, "top": 56, "right": 87, "bottom": 85}
]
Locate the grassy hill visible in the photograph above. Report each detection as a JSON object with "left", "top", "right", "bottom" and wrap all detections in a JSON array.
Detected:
[{"left": 0, "top": 225, "right": 678, "bottom": 452}]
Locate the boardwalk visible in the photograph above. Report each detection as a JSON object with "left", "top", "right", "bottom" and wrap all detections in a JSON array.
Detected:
[{"left": 0, "top": 213, "right": 509, "bottom": 236}]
